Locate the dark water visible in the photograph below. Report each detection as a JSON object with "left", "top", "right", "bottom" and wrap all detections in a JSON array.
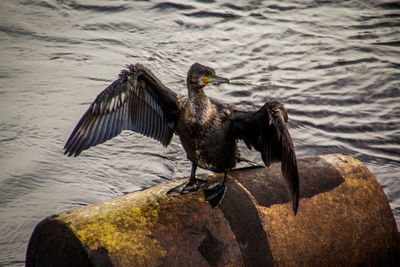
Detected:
[{"left": 1, "top": 0, "right": 399, "bottom": 265}]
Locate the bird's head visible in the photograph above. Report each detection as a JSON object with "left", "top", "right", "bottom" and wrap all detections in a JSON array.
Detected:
[{"left": 187, "top": 63, "right": 229, "bottom": 90}]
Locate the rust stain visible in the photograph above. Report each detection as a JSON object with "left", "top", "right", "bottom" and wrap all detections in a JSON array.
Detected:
[{"left": 257, "top": 154, "right": 398, "bottom": 266}]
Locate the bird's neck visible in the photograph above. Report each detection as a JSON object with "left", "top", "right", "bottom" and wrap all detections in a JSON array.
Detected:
[
  {"left": 187, "top": 82, "right": 204, "bottom": 98},
  {"left": 186, "top": 87, "right": 215, "bottom": 126}
]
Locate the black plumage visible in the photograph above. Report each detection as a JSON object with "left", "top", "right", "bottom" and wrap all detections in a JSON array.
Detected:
[{"left": 64, "top": 63, "right": 299, "bottom": 214}]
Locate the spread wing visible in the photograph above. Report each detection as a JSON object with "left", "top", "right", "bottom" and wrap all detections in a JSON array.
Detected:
[
  {"left": 64, "top": 64, "right": 180, "bottom": 157},
  {"left": 231, "top": 101, "right": 299, "bottom": 214}
]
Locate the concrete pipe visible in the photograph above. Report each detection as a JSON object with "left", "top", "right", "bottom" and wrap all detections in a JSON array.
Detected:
[{"left": 26, "top": 154, "right": 399, "bottom": 266}]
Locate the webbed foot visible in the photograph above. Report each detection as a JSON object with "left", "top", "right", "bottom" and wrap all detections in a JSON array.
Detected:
[
  {"left": 167, "top": 178, "right": 208, "bottom": 194},
  {"left": 204, "top": 180, "right": 227, "bottom": 208}
]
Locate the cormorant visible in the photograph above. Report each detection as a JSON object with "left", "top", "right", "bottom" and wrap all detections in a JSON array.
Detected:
[{"left": 64, "top": 63, "right": 299, "bottom": 214}]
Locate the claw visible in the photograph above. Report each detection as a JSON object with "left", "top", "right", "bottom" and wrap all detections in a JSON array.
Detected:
[{"left": 167, "top": 163, "right": 228, "bottom": 208}]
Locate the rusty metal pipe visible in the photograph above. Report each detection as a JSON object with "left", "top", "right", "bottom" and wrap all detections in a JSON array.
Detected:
[{"left": 26, "top": 154, "right": 400, "bottom": 266}]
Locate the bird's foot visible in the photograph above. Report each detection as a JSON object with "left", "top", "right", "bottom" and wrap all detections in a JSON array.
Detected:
[
  {"left": 204, "top": 181, "right": 227, "bottom": 208},
  {"left": 167, "top": 178, "right": 208, "bottom": 194}
]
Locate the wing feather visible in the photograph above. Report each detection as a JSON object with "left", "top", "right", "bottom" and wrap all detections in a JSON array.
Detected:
[
  {"left": 64, "top": 64, "right": 179, "bottom": 157},
  {"left": 231, "top": 100, "right": 299, "bottom": 214}
]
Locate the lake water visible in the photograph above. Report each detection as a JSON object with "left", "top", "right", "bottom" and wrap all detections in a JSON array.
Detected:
[{"left": 0, "top": 0, "right": 399, "bottom": 265}]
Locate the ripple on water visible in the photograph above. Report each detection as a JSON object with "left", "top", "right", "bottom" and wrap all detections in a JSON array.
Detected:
[
  {"left": 66, "top": 2, "right": 128, "bottom": 13},
  {"left": 151, "top": 2, "right": 195, "bottom": 11}
]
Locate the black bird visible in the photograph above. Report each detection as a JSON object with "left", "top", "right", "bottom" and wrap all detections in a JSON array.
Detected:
[{"left": 64, "top": 63, "right": 299, "bottom": 214}]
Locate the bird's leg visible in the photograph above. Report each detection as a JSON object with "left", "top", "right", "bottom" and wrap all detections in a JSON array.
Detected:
[
  {"left": 188, "top": 162, "right": 199, "bottom": 184},
  {"left": 167, "top": 163, "right": 207, "bottom": 194},
  {"left": 182, "top": 163, "right": 208, "bottom": 193},
  {"left": 203, "top": 171, "right": 227, "bottom": 208}
]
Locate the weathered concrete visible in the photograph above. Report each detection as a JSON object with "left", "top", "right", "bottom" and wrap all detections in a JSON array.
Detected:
[{"left": 26, "top": 154, "right": 400, "bottom": 266}]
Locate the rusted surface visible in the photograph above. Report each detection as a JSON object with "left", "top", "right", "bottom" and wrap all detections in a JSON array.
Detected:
[
  {"left": 230, "top": 156, "right": 345, "bottom": 208},
  {"left": 257, "top": 154, "right": 399, "bottom": 266},
  {"left": 219, "top": 175, "right": 273, "bottom": 266},
  {"left": 26, "top": 154, "right": 399, "bottom": 266},
  {"left": 147, "top": 179, "right": 244, "bottom": 267}
]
